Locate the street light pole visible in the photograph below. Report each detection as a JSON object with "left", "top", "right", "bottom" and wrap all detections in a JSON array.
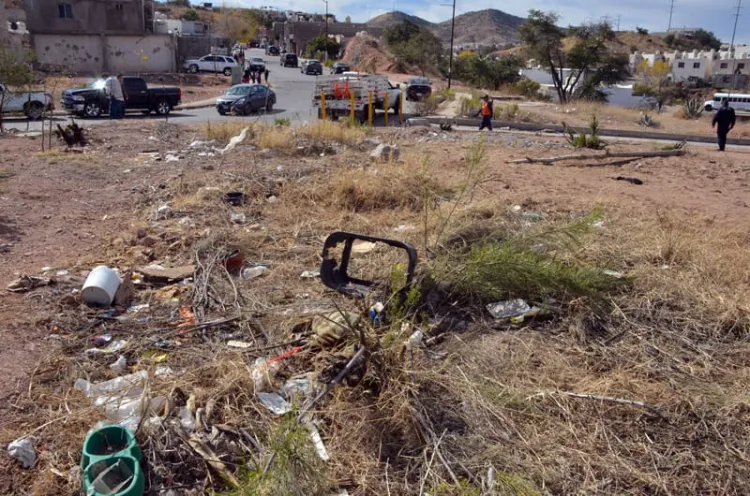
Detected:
[
  {"left": 323, "top": 0, "right": 329, "bottom": 60},
  {"left": 447, "top": 0, "right": 456, "bottom": 88}
]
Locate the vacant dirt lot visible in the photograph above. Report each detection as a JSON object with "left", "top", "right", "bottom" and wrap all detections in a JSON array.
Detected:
[{"left": 1, "top": 122, "right": 749, "bottom": 494}]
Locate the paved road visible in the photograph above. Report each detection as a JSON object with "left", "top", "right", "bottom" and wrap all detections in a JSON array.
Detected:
[{"left": 4, "top": 48, "right": 412, "bottom": 132}]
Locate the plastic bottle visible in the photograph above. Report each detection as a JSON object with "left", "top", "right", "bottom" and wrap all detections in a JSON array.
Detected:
[{"left": 242, "top": 266, "right": 269, "bottom": 280}]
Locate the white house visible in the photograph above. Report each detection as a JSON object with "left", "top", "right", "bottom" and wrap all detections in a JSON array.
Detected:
[{"left": 153, "top": 18, "right": 209, "bottom": 36}]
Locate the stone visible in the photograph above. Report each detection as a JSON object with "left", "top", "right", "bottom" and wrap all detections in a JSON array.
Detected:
[{"left": 369, "top": 143, "right": 400, "bottom": 162}]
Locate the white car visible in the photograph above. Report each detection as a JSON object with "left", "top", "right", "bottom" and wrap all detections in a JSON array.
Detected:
[
  {"left": 183, "top": 55, "right": 238, "bottom": 76},
  {"left": 0, "top": 83, "right": 53, "bottom": 120},
  {"left": 249, "top": 57, "right": 266, "bottom": 68}
]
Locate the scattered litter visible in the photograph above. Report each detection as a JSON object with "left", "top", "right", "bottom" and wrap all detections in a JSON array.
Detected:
[
  {"left": 511, "top": 205, "right": 522, "bottom": 213},
  {"left": 351, "top": 241, "right": 377, "bottom": 254},
  {"left": 393, "top": 224, "right": 415, "bottom": 232},
  {"left": 300, "top": 269, "right": 320, "bottom": 279},
  {"left": 222, "top": 192, "right": 247, "bottom": 206},
  {"left": 369, "top": 302, "right": 385, "bottom": 325},
  {"left": 128, "top": 303, "right": 150, "bottom": 314},
  {"left": 178, "top": 217, "right": 194, "bottom": 226},
  {"left": 197, "top": 186, "right": 222, "bottom": 199},
  {"left": 179, "top": 406, "right": 196, "bottom": 431},
  {"left": 110, "top": 355, "right": 128, "bottom": 374},
  {"left": 6, "top": 275, "right": 52, "bottom": 293},
  {"left": 139, "top": 265, "right": 195, "bottom": 283},
  {"left": 220, "top": 127, "right": 249, "bottom": 155},
  {"left": 251, "top": 357, "right": 280, "bottom": 393},
  {"left": 189, "top": 139, "right": 215, "bottom": 148},
  {"left": 369, "top": 143, "right": 400, "bottom": 162},
  {"left": 257, "top": 392, "right": 292, "bottom": 415},
  {"left": 92, "top": 334, "right": 113, "bottom": 347},
  {"left": 86, "top": 339, "right": 128, "bottom": 356},
  {"left": 405, "top": 330, "right": 424, "bottom": 351},
  {"left": 306, "top": 423, "right": 330, "bottom": 461},
  {"left": 241, "top": 266, "right": 268, "bottom": 280},
  {"left": 230, "top": 212, "right": 247, "bottom": 224},
  {"left": 487, "top": 299, "right": 531, "bottom": 319},
  {"left": 223, "top": 250, "right": 244, "bottom": 272},
  {"left": 82, "top": 266, "right": 121, "bottom": 307},
  {"left": 615, "top": 176, "right": 644, "bottom": 185},
  {"left": 155, "top": 205, "right": 173, "bottom": 220},
  {"left": 521, "top": 212, "right": 545, "bottom": 222},
  {"left": 165, "top": 154, "right": 180, "bottom": 162},
  {"left": 227, "top": 340, "right": 253, "bottom": 349},
  {"left": 603, "top": 269, "right": 625, "bottom": 278},
  {"left": 7, "top": 438, "right": 36, "bottom": 468},
  {"left": 282, "top": 377, "right": 315, "bottom": 401},
  {"left": 312, "top": 311, "right": 360, "bottom": 348},
  {"left": 266, "top": 195, "right": 279, "bottom": 204},
  {"left": 592, "top": 220, "right": 605, "bottom": 229},
  {"left": 56, "top": 270, "right": 69, "bottom": 277}
]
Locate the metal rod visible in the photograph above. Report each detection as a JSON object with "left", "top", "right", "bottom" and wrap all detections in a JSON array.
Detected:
[{"left": 668, "top": 0, "right": 675, "bottom": 32}]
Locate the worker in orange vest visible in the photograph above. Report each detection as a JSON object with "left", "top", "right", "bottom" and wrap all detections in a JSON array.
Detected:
[{"left": 477, "top": 93, "right": 493, "bottom": 131}]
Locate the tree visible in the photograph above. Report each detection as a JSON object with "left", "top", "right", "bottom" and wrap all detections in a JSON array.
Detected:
[
  {"left": 305, "top": 34, "right": 340, "bottom": 59},
  {"left": 519, "top": 10, "right": 630, "bottom": 102},
  {"left": 183, "top": 9, "right": 199, "bottom": 21},
  {"left": 220, "top": 8, "right": 258, "bottom": 43},
  {"left": 691, "top": 29, "right": 721, "bottom": 50},
  {"left": 384, "top": 22, "right": 443, "bottom": 75},
  {"left": 452, "top": 51, "right": 522, "bottom": 90},
  {"left": 636, "top": 27, "right": 649, "bottom": 36}
]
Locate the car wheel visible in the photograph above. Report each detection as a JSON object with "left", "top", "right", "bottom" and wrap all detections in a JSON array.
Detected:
[
  {"left": 189, "top": 64, "right": 199, "bottom": 74},
  {"left": 84, "top": 100, "right": 102, "bottom": 118},
  {"left": 223, "top": 67, "right": 232, "bottom": 76},
  {"left": 25, "top": 101, "right": 44, "bottom": 120},
  {"left": 218, "top": 107, "right": 226, "bottom": 116},
  {"left": 704, "top": 104, "right": 713, "bottom": 112},
  {"left": 266, "top": 101, "right": 273, "bottom": 111},
  {"left": 155, "top": 100, "right": 171, "bottom": 115}
]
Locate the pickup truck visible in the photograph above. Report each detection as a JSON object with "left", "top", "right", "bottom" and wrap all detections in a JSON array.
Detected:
[
  {"left": 61, "top": 77, "right": 181, "bottom": 118},
  {"left": 0, "top": 83, "right": 53, "bottom": 120}
]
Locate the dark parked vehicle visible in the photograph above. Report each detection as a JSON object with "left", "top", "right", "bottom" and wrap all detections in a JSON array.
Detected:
[
  {"left": 216, "top": 84, "right": 276, "bottom": 115},
  {"left": 405, "top": 77, "right": 432, "bottom": 102},
  {"left": 266, "top": 46, "right": 280, "bottom": 56},
  {"left": 330, "top": 62, "right": 350, "bottom": 74},
  {"left": 61, "top": 77, "right": 181, "bottom": 118},
  {"left": 281, "top": 53, "right": 298, "bottom": 67},
  {"left": 302, "top": 60, "right": 323, "bottom": 75}
]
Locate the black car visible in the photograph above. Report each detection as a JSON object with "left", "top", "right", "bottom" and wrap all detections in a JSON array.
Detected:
[
  {"left": 61, "top": 77, "right": 181, "bottom": 118},
  {"left": 266, "top": 46, "right": 280, "bottom": 56},
  {"left": 330, "top": 62, "right": 350, "bottom": 74},
  {"left": 216, "top": 84, "right": 276, "bottom": 116},
  {"left": 302, "top": 60, "right": 323, "bottom": 75},
  {"left": 406, "top": 77, "right": 432, "bottom": 102},
  {"left": 281, "top": 53, "right": 298, "bottom": 67}
]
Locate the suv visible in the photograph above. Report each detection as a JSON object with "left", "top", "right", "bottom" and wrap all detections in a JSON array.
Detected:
[
  {"left": 302, "top": 60, "right": 323, "bottom": 75},
  {"left": 183, "top": 55, "right": 238, "bottom": 76},
  {"left": 266, "top": 46, "right": 280, "bottom": 56},
  {"left": 281, "top": 53, "right": 298, "bottom": 67},
  {"left": 330, "top": 62, "right": 350, "bottom": 74}
]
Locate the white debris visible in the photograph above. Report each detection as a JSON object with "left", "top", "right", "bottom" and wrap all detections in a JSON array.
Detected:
[
  {"left": 486, "top": 299, "right": 531, "bottom": 319},
  {"left": 189, "top": 139, "right": 216, "bottom": 148},
  {"left": 300, "top": 270, "right": 320, "bottom": 279},
  {"left": 109, "top": 355, "right": 128, "bottom": 374},
  {"left": 220, "top": 127, "right": 249, "bottom": 155},
  {"left": 230, "top": 212, "right": 246, "bottom": 224},
  {"left": 257, "top": 392, "right": 292, "bottom": 415},
  {"left": 369, "top": 143, "right": 400, "bottom": 162},
  {"left": 7, "top": 438, "right": 36, "bottom": 468},
  {"left": 164, "top": 154, "right": 180, "bottom": 163},
  {"left": 155, "top": 205, "right": 172, "bottom": 220}
]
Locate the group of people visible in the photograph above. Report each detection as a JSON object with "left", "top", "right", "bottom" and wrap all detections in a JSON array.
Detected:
[{"left": 242, "top": 67, "right": 270, "bottom": 85}]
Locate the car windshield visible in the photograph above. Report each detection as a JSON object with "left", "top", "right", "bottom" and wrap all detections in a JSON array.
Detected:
[
  {"left": 310, "top": 61, "right": 321, "bottom": 66},
  {"left": 410, "top": 78, "right": 430, "bottom": 85},
  {"left": 252, "top": 58, "right": 264, "bottom": 63},
  {"left": 226, "top": 85, "right": 251, "bottom": 95}
]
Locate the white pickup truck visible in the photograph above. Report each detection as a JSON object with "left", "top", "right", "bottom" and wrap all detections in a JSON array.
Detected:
[{"left": 0, "top": 83, "right": 53, "bottom": 120}]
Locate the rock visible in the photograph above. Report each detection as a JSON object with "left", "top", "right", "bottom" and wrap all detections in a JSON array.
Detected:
[
  {"left": 230, "top": 213, "right": 247, "bottom": 224},
  {"left": 312, "top": 311, "right": 360, "bottom": 348},
  {"left": 139, "top": 265, "right": 196, "bottom": 283},
  {"left": 7, "top": 438, "right": 36, "bottom": 468},
  {"left": 155, "top": 205, "right": 172, "bottom": 220},
  {"left": 140, "top": 236, "right": 158, "bottom": 248},
  {"left": 370, "top": 143, "right": 400, "bottom": 162}
]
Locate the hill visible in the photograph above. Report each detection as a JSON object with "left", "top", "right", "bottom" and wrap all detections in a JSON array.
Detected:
[
  {"left": 366, "top": 11, "right": 434, "bottom": 29},
  {"left": 434, "top": 9, "right": 526, "bottom": 46},
  {"left": 367, "top": 9, "right": 525, "bottom": 47}
]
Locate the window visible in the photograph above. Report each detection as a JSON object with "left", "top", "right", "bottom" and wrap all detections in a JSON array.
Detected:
[
  {"left": 739, "top": 63, "right": 746, "bottom": 69},
  {"left": 677, "top": 62, "right": 685, "bottom": 68},
  {"left": 693, "top": 62, "right": 701, "bottom": 69},
  {"left": 58, "top": 3, "right": 73, "bottom": 18},
  {"left": 115, "top": 3, "right": 123, "bottom": 10},
  {"left": 720, "top": 62, "right": 728, "bottom": 69}
]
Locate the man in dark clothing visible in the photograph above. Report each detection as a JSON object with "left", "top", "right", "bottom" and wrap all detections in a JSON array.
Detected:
[{"left": 712, "top": 99, "right": 736, "bottom": 151}]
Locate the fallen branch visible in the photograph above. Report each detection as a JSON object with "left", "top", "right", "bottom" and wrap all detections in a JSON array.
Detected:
[
  {"left": 508, "top": 149, "right": 685, "bottom": 165},
  {"left": 530, "top": 391, "right": 668, "bottom": 419}
]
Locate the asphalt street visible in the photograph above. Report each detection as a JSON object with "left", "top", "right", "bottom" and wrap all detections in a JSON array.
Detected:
[{"left": 3, "top": 49, "right": 364, "bottom": 131}]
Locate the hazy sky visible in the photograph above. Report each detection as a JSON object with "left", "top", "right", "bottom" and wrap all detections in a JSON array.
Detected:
[{"left": 244, "top": 0, "right": 748, "bottom": 45}]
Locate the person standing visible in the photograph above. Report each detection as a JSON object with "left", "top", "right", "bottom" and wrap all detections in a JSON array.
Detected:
[
  {"left": 712, "top": 99, "right": 736, "bottom": 151},
  {"left": 476, "top": 93, "right": 493, "bottom": 131},
  {"left": 105, "top": 74, "right": 125, "bottom": 119},
  {"left": 264, "top": 68, "right": 269, "bottom": 84}
]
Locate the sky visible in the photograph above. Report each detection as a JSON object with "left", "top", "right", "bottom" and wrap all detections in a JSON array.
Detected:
[{"left": 237, "top": 0, "right": 749, "bottom": 45}]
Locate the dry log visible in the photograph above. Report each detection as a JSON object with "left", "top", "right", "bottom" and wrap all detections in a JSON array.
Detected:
[{"left": 508, "top": 149, "right": 685, "bottom": 165}]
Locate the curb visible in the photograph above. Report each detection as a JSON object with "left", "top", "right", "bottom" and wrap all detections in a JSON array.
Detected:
[
  {"left": 421, "top": 116, "right": 750, "bottom": 147},
  {"left": 175, "top": 100, "right": 217, "bottom": 111}
]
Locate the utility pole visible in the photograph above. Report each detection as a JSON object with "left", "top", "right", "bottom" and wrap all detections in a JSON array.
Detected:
[
  {"left": 322, "top": 0, "right": 329, "bottom": 60},
  {"left": 668, "top": 0, "right": 675, "bottom": 31},
  {"left": 447, "top": 0, "right": 456, "bottom": 88},
  {"left": 729, "top": 0, "right": 742, "bottom": 93}
]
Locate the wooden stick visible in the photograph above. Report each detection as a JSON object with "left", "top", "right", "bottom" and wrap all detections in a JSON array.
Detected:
[
  {"left": 508, "top": 149, "right": 685, "bottom": 165},
  {"left": 530, "top": 391, "right": 668, "bottom": 419}
]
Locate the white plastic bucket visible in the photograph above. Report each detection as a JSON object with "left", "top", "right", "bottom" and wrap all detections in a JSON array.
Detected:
[{"left": 82, "top": 266, "right": 121, "bottom": 307}]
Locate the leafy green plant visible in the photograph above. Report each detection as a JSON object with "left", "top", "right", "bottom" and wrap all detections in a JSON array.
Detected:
[
  {"left": 274, "top": 117, "right": 291, "bottom": 126},
  {"left": 680, "top": 97, "right": 704, "bottom": 119},
  {"left": 563, "top": 115, "right": 604, "bottom": 149},
  {"left": 499, "top": 103, "right": 520, "bottom": 119},
  {"left": 437, "top": 87, "right": 456, "bottom": 101},
  {"left": 458, "top": 93, "right": 482, "bottom": 116}
]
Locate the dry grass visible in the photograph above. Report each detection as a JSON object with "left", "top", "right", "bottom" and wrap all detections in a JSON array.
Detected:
[
  {"left": 204, "top": 120, "right": 249, "bottom": 143},
  {"left": 4, "top": 127, "right": 750, "bottom": 495},
  {"left": 297, "top": 120, "right": 367, "bottom": 146}
]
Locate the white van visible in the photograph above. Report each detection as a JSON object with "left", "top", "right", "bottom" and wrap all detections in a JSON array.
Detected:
[{"left": 704, "top": 92, "right": 750, "bottom": 112}]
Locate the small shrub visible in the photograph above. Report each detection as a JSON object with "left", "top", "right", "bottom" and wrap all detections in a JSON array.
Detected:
[
  {"left": 499, "top": 103, "right": 519, "bottom": 119},
  {"left": 204, "top": 121, "right": 249, "bottom": 143},
  {"left": 679, "top": 97, "right": 704, "bottom": 119},
  {"left": 437, "top": 87, "right": 456, "bottom": 101},
  {"left": 298, "top": 120, "right": 365, "bottom": 145},
  {"left": 458, "top": 93, "right": 482, "bottom": 116},
  {"left": 639, "top": 112, "right": 659, "bottom": 128},
  {"left": 274, "top": 117, "right": 291, "bottom": 126},
  {"left": 563, "top": 115, "right": 604, "bottom": 149},
  {"left": 414, "top": 94, "right": 439, "bottom": 116},
  {"left": 515, "top": 78, "right": 542, "bottom": 99}
]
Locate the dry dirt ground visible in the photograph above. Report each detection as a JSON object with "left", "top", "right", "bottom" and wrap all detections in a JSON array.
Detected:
[{"left": 1, "top": 121, "right": 749, "bottom": 494}]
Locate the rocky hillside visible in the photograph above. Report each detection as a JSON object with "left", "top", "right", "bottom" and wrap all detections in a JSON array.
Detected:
[{"left": 367, "top": 9, "right": 526, "bottom": 46}]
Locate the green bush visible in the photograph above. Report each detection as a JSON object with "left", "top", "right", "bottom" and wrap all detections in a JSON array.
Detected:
[{"left": 515, "top": 78, "right": 541, "bottom": 98}]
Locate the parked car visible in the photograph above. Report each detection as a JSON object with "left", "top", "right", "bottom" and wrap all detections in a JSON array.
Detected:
[
  {"left": 302, "top": 60, "right": 323, "bottom": 75},
  {"left": 281, "top": 53, "right": 298, "bottom": 67},
  {"left": 183, "top": 55, "right": 238, "bottom": 76},
  {"left": 266, "top": 46, "right": 280, "bottom": 56},
  {"left": 405, "top": 77, "right": 432, "bottom": 101},
  {"left": 249, "top": 41, "right": 259, "bottom": 48},
  {"left": 330, "top": 62, "right": 350, "bottom": 74},
  {"left": 248, "top": 57, "right": 266, "bottom": 72},
  {"left": 0, "top": 83, "right": 53, "bottom": 120},
  {"left": 61, "top": 77, "right": 181, "bottom": 118},
  {"left": 216, "top": 84, "right": 276, "bottom": 115}
]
